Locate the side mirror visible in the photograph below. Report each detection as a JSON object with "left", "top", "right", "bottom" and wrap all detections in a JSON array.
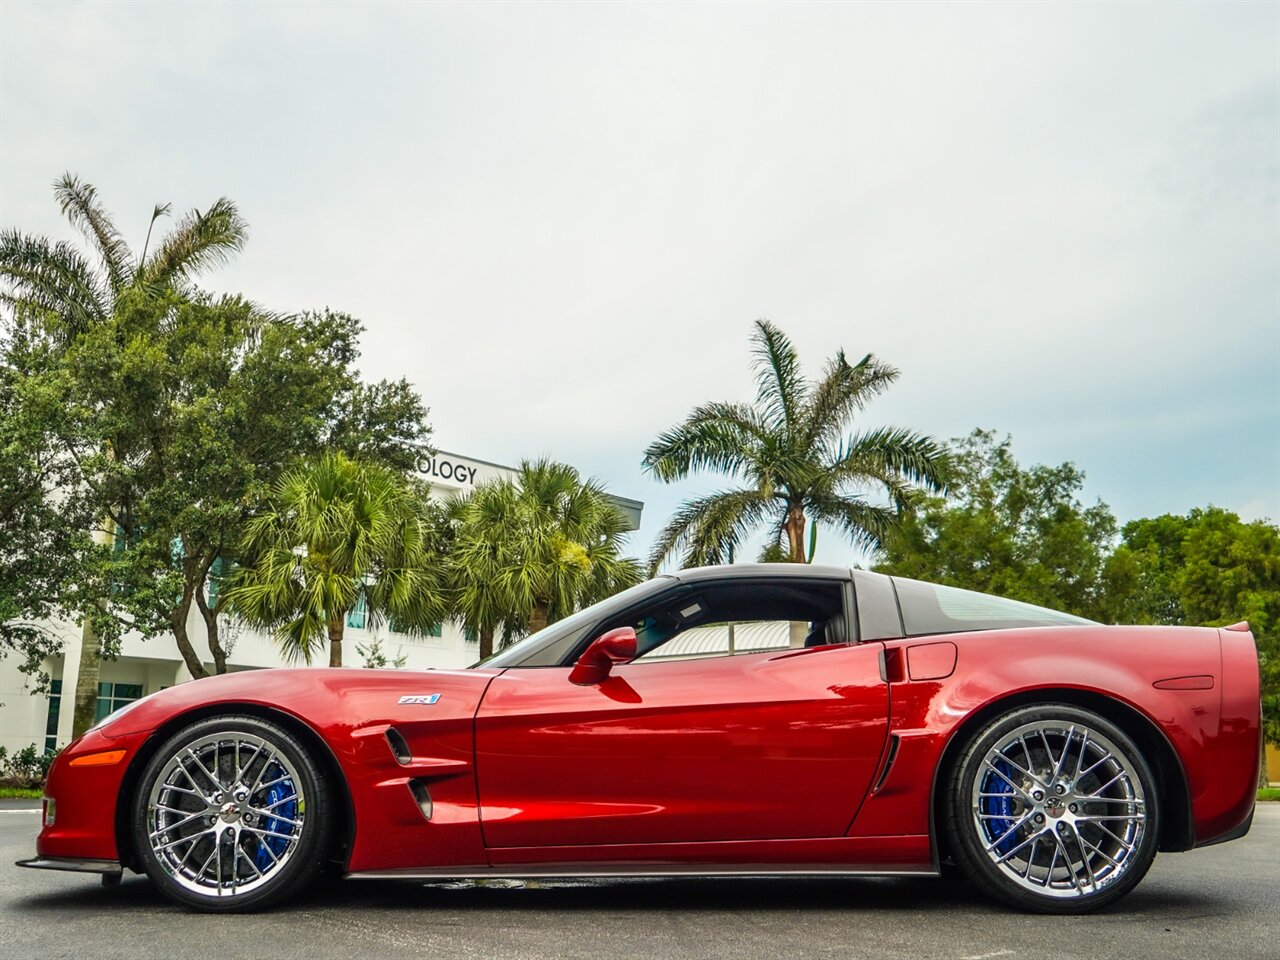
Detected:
[{"left": 569, "top": 626, "right": 637, "bottom": 686}]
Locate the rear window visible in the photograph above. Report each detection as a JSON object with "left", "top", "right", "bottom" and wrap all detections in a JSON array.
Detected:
[{"left": 892, "top": 577, "right": 1094, "bottom": 636}]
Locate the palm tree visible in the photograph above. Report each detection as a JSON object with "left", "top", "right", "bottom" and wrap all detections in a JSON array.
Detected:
[
  {"left": 447, "top": 459, "right": 642, "bottom": 657},
  {"left": 227, "top": 453, "right": 448, "bottom": 667},
  {"left": 0, "top": 174, "right": 248, "bottom": 737},
  {"left": 644, "top": 320, "right": 949, "bottom": 571},
  {"left": 443, "top": 487, "right": 517, "bottom": 661},
  {"left": 1, "top": 175, "right": 247, "bottom": 339}
]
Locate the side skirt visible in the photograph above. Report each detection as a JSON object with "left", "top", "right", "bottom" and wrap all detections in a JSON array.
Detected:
[{"left": 349, "top": 863, "right": 938, "bottom": 880}]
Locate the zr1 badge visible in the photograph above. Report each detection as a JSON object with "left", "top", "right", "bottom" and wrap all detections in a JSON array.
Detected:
[{"left": 398, "top": 694, "right": 442, "bottom": 705}]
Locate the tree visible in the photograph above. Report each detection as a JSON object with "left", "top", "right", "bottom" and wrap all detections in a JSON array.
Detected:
[
  {"left": 447, "top": 459, "right": 642, "bottom": 657},
  {"left": 328, "top": 379, "right": 436, "bottom": 474},
  {"left": 874, "top": 430, "right": 1119, "bottom": 620},
  {"left": 60, "top": 291, "right": 432, "bottom": 680},
  {"left": 1108, "top": 507, "right": 1280, "bottom": 745},
  {"left": 644, "top": 319, "right": 949, "bottom": 571},
  {"left": 1, "top": 174, "right": 249, "bottom": 736},
  {"left": 0, "top": 316, "right": 95, "bottom": 690},
  {"left": 2, "top": 177, "right": 434, "bottom": 734},
  {"left": 1095, "top": 512, "right": 1191, "bottom": 626},
  {"left": 227, "top": 453, "right": 448, "bottom": 667}
]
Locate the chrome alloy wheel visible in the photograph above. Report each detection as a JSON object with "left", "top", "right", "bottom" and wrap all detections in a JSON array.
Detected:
[
  {"left": 146, "top": 731, "right": 306, "bottom": 899},
  {"left": 971, "top": 720, "right": 1146, "bottom": 899}
]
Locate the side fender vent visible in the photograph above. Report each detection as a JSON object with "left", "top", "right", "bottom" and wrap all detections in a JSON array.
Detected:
[
  {"left": 385, "top": 727, "right": 411, "bottom": 765},
  {"left": 873, "top": 735, "right": 901, "bottom": 793},
  {"left": 407, "top": 779, "right": 433, "bottom": 821}
]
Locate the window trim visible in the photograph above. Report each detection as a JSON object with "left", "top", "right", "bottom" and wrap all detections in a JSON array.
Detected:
[
  {"left": 559, "top": 575, "right": 854, "bottom": 667},
  {"left": 44, "top": 679, "right": 62, "bottom": 754}
]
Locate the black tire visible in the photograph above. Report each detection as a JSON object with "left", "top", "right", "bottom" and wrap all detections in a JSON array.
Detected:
[
  {"left": 132, "top": 714, "right": 334, "bottom": 912},
  {"left": 944, "top": 703, "right": 1160, "bottom": 914}
]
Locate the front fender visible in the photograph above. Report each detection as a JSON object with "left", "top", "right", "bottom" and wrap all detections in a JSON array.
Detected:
[{"left": 47, "top": 667, "right": 502, "bottom": 872}]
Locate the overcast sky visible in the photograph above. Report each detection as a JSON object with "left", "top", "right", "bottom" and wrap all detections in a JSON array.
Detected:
[{"left": 2, "top": 1, "right": 1276, "bottom": 567}]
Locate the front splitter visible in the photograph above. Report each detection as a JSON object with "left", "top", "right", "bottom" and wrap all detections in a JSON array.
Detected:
[{"left": 16, "top": 856, "right": 122, "bottom": 877}]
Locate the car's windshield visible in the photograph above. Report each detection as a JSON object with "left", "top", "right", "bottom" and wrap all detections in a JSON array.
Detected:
[{"left": 473, "top": 577, "right": 676, "bottom": 668}]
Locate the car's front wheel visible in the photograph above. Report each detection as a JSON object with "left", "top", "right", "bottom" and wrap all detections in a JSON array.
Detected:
[
  {"left": 132, "top": 714, "right": 334, "bottom": 911},
  {"left": 946, "top": 703, "right": 1160, "bottom": 913}
]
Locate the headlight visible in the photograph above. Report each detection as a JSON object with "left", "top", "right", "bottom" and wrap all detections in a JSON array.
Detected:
[{"left": 43, "top": 797, "right": 55, "bottom": 827}]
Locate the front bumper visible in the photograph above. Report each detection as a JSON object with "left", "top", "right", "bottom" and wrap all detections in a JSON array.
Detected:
[{"left": 32, "top": 727, "right": 148, "bottom": 864}]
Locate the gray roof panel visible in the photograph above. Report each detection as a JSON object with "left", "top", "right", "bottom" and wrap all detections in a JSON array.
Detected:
[{"left": 671, "top": 563, "right": 853, "bottom": 583}]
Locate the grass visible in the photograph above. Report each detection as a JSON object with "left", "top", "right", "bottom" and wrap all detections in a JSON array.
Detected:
[
  {"left": 1259, "top": 787, "right": 1280, "bottom": 802},
  {"left": 0, "top": 787, "right": 42, "bottom": 799}
]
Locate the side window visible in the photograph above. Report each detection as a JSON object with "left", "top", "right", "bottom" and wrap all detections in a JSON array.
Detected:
[
  {"left": 634, "top": 619, "right": 795, "bottom": 662},
  {"left": 625, "top": 579, "right": 848, "bottom": 664},
  {"left": 892, "top": 577, "right": 1095, "bottom": 635}
]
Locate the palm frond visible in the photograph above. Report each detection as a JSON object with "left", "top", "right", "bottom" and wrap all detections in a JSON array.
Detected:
[
  {"left": 140, "top": 197, "right": 248, "bottom": 288},
  {"left": 806, "top": 494, "right": 900, "bottom": 553},
  {"left": 580, "top": 552, "right": 643, "bottom": 607},
  {"left": 802, "top": 350, "right": 899, "bottom": 450},
  {"left": 647, "top": 488, "right": 774, "bottom": 574},
  {"left": 750, "top": 319, "right": 806, "bottom": 433},
  {"left": 53, "top": 174, "right": 134, "bottom": 292},
  {"left": 827, "top": 426, "right": 951, "bottom": 494},
  {"left": 137, "top": 202, "right": 172, "bottom": 268},
  {"left": 275, "top": 606, "right": 328, "bottom": 664},
  {"left": 642, "top": 401, "right": 768, "bottom": 482},
  {"left": 0, "top": 230, "right": 109, "bottom": 335}
]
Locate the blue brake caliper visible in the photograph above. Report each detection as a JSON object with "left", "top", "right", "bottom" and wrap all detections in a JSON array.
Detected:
[
  {"left": 981, "top": 758, "right": 1017, "bottom": 856},
  {"left": 252, "top": 762, "right": 296, "bottom": 872}
]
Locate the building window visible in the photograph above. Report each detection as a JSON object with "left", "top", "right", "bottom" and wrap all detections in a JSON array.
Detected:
[
  {"left": 386, "top": 620, "right": 446, "bottom": 639},
  {"left": 464, "top": 628, "right": 477, "bottom": 645},
  {"left": 44, "top": 680, "right": 61, "bottom": 754},
  {"left": 347, "top": 593, "right": 367, "bottom": 630},
  {"left": 206, "top": 556, "right": 224, "bottom": 607},
  {"left": 95, "top": 682, "right": 143, "bottom": 724}
]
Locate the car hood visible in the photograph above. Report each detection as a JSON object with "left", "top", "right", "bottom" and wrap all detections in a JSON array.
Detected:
[{"left": 93, "top": 666, "right": 504, "bottom": 741}]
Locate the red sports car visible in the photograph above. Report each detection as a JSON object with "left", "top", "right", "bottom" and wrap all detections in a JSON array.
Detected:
[{"left": 18, "top": 565, "right": 1261, "bottom": 914}]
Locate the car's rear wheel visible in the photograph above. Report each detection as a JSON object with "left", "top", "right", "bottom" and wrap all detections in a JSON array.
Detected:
[
  {"left": 946, "top": 704, "right": 1159, "bottom": 913},
  {"left": 132, "top": 714, "right": 333, "bottom": 912}
]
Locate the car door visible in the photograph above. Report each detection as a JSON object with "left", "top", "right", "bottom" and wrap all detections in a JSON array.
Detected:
[{"left": 473, "top": 578, "right": 889, "bottom": 849}]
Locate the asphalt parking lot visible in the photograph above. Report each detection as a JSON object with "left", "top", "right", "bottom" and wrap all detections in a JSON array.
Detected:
[{"left": 1, "top": 800, "right": 1276, "bottom": 960}]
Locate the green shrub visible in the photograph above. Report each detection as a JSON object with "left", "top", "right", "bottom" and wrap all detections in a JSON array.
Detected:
[{"left": 0, "top": 744, "right": 58, "bottom": 788}]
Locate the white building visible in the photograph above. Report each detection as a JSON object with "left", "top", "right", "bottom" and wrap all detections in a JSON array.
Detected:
[{"left": 0, "top": 451, "right": 642, "bottom": 755}]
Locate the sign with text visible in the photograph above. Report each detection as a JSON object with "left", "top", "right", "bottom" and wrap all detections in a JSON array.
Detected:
[{"left": 417, "top": 454, "right": 482, "bottom": 487}]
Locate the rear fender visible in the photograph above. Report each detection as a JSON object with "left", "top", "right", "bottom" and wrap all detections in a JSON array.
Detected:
[{"left": 849, "top": 626, "right": 1223, "bottom": 849}]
